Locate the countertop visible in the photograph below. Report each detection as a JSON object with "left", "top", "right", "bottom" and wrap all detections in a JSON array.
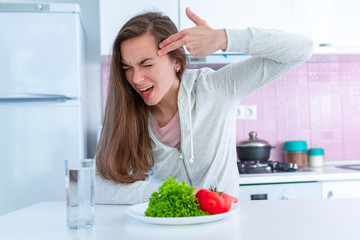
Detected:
[
  {"left": 239, "top": 160, "right": 360, "bottom": 185},
  {"left": 1, "top": 199, "right": 360, "bottom": 240}
]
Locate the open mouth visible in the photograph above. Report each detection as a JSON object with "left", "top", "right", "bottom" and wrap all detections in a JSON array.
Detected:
[{"left": 139, "top": 85, "right": 154, "bottom": 97}]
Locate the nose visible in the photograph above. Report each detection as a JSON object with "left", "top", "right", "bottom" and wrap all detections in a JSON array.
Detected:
[{"left": 131, "top": 68, "right": 145, "bottom": 85}]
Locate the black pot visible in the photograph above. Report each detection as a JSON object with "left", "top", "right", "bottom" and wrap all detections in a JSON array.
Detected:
[
  {"left": 236, "top": 145, "right": 273, "bottom": 161},
  {"left": 237, "top": 131, "right": 275, "bottom": 161}
]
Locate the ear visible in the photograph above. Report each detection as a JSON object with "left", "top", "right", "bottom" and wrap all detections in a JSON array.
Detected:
[{"left": 174, "top": 60, "right": 181, "bottom": 72}]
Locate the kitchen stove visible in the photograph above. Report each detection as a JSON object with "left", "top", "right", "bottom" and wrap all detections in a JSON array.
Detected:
[
  {"left": 237, "top": 160, "right": 298, "bottom": 174},
  {"left": 238, "top": 160, "right": 321, "bottom": 201}
]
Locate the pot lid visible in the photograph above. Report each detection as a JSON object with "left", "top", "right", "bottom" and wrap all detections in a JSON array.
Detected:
[{"left": 238, "top": 131, "right": 270, "bottom": 147}]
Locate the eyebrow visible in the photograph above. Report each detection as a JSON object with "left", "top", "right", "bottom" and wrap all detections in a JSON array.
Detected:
[
  {"left": 122, "top": 58, "right": 153, "bottom": 67},
  {"left": 139, "top": 58, "right": 153, "bottom": 64}
]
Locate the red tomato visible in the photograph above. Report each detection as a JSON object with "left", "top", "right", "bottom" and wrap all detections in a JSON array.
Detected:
[{"left": 195, "top": 189, "right": 232, "bottom": 215}]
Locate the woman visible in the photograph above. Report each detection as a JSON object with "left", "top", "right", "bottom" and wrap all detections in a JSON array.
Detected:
[{"left": 96, "top": 8, "right": 313, "bottom": 204}]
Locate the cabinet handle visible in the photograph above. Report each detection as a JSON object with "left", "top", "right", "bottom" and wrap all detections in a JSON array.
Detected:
[
  {"left": 280, "top": 194, "right": 290, "bottom": 200},
  {"left": 319, "top": 43, "right": 332, "bottom": 47},
  {"left": 327, "top": 191, "right": 334, "bottom": 199}
]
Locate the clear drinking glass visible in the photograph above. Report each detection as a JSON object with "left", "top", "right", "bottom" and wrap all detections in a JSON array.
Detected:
[{"left": 65, "top": 159, "right": 95, "bottom": 229}]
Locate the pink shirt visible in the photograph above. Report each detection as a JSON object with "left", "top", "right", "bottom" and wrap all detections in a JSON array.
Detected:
[{"left": 150, "top": 111, "right": 181, "bottom": 149}]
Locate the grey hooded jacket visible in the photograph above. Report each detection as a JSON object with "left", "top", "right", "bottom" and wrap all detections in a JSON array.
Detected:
[{"left": 95, "top": 28, "right": 314, "bottom": 204}]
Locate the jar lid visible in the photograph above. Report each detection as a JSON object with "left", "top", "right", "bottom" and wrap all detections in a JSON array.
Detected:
[
  {"left": 238, "top": 131, "right": 270, "bottom": 147},
  {"left": 284, "top": 141, "right": 307, "bottom": 151},
  {"left": 308, "top": 148, "right": 324, "bottom": 156}
]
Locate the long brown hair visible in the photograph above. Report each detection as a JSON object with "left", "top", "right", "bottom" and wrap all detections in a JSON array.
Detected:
[{"left": 96, "top": 12, "right": 187, "bottom": 183}]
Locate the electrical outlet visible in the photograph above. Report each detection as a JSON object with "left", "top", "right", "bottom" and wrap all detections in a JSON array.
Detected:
[{"left": 236, "top": 105, "right": 257, "bottom": 120}]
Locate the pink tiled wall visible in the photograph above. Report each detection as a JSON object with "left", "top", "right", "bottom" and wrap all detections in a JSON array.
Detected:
[
  {"left": 237, "top": 55, "right": 360, "bottom": 162},
  {"left": 102, "top": 55, "right": 360, "bottom": 162}
]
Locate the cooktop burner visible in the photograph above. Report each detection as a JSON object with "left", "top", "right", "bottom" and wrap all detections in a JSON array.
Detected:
[{"left": 237, "top": 161, "right": 298, "bottom": 174}]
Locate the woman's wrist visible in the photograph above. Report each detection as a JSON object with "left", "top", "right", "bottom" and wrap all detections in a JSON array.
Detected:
[{"left": 216, "top": 28, "right": 228, "bottom": 52}]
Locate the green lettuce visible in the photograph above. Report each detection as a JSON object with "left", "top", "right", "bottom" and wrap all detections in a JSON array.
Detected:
[{"left": 144, "top": 176, "right": 209, "bottom": 217}]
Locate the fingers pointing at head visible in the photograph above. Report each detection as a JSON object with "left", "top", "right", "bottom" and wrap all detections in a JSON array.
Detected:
[
  {"left": 158, "top": 31, "right": 184, "bottom": 56},
  {"left": 157, "top": 7, "right": 211, "bottom": 57},
  {"left": 158, "top": 8, "right": 205, "bottom": 56},
  {"left": 185, "top": 7, "right": 206, "bottom": 26}
]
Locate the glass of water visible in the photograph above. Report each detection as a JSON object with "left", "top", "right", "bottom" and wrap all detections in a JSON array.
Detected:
[{"left": 65, "top": 159, "right": 95, "bottom": 229}]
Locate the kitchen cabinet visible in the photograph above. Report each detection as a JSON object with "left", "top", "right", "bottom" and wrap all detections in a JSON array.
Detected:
[
  {"left": 99, "top": 0, "right": 179, "bottom": 55},
  {"left": 179, "top": 0, "right": 293, "bottom": 35},
  {"left": 322, "top": 180, "right": 360, "bottom": 199},
  {"left": 99, "top": 0, "right": 360, "bottom": 55},
  {"left": 292, "top": 0, "right": 360, "bottom": 53},
  {"left": 240, "top": 180, "right": 360, "bottom": 200},
  {"left": 180, "top": 0, "right": 360, "bottom": 54},
  {"left": 239, "top": 182, "right": 322, "bottom": 200},
  {"left": 239, "top": 162, "right": 360, "bottom": 200},
  {"left": 180, "top": 0, "right": 292, "bottom": 57}
]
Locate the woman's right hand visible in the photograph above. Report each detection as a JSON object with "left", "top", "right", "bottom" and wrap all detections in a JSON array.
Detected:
[{"left": 158, "top": 7, "right": 227, "bottom": 57}]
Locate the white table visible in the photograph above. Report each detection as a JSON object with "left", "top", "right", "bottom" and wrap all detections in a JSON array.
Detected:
[{"left": 1, "top": 199, "right": 359, "bottom": 240}]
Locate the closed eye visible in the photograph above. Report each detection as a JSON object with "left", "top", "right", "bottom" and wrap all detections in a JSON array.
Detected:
[{"left": 122, "top": 64, "right": 130, "bottom": 71}]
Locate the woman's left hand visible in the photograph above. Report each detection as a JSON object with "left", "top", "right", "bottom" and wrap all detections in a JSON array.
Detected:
[{"left": 158, "top": 7, "right": 227, "bottom": 57}]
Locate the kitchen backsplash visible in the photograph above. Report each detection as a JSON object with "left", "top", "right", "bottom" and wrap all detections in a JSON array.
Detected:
[{"left": 102, "top": 55, "right": 360, "bottom": 162}]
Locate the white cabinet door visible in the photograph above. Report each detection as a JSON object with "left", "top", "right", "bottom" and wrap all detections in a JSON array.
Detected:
[
  {"left": 239, "top": 182, "right": 322, "bottom": 200},
  {"left": 180, "top": 0, "right": 293, "bottom": 32},
  {"left": 322, "top": 181, "right": 360, "bottom": 199},
  {"left": 293, "top": 0, "right": 360, "bottom": 53},
  {"left": 100, "top": 0, "right": 179, "bottom": 55}
]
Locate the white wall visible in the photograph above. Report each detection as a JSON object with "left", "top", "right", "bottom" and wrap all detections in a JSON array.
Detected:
[{"left": 0, "top": 0, "right": 102, "bottom": 158}]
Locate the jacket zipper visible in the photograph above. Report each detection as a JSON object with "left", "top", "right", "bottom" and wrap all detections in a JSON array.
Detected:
[{"left": 148, "top": 112, "right": 193, "bottom": 185}]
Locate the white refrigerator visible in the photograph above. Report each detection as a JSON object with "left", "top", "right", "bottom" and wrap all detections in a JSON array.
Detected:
[{"left": 0, "top": 3, "right": 86, "bottom": 215}]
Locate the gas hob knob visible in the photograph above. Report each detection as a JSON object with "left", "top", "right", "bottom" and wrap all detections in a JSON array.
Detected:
[{"left": 36, "top": 4, "right": 43, "bottom": 10}]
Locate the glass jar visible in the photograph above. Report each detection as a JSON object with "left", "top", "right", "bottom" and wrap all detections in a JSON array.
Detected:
[
  {"left": 284, "top": 141, "right": 308, "bottom": 167},
  {"left": 308, "top": 148, "right": 324, "bottom": 167}
]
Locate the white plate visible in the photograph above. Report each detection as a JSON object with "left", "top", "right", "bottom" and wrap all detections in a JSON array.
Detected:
[{"left": 126, "top": 202, "right": 240, "bottom": 225}]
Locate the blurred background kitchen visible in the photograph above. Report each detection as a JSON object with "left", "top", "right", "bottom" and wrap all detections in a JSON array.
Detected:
[{"left": 1, "top": 0, "right": 360, "bottom": 215}]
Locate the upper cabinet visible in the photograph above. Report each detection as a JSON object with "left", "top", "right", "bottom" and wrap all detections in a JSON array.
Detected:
[
  {"left": 292, "top": 0, "right": 360, "bottom": 53},
  {"left": 100, "top": 0, "right": 360, "bottom": 55},
  {"left": 180, "top": 0, "right": 360, "bottom": 54},
  {"left": 99, "top": 0, "right": 178, "bottom": 55},
  {"left": 179, "top": 0, "right": 292, "bottom": 56},
  {"left": 180, "top": 0, "right": 292, "bottom": 33}
]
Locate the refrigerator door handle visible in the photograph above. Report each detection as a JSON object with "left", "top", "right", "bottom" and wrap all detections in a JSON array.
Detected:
[{"left": 0, "top": 93, "right": 76, "bottom": 103}]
